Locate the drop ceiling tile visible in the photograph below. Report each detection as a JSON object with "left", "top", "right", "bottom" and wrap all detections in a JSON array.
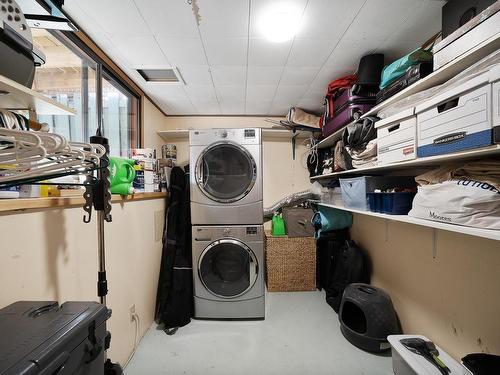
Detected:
[
  {"left": 246, "top": 85, "right": 277, "bottom": 101},
  {"left": 134, "top": 0, "right": 199, "bottom": 37},
  {"left": 246, "top": 66, "right": 283, "bottom": 85},
  {"left": 391, "top": 0, "right": 444, "bottom": 41},
  {"left": 274, "top": 85, "right": 309, "bottom": 103},
  {"left": 324, "top": 36, "right": 384, "bottom": 70},
  {"left": 301, "top": 90, "right": 325, "bottom": 104},
  {"left": 192, "top": 100, "right": 221, "bottom": 115},
  {"left": 184, "top": 84, "right": 218, "bottom": 101},
  {"left": 211, "top": 66, "right": 247, "bottom": 86},
  {"left": 248, "top": 38, "right": 292, "bottom": 66},
  {"left": 156, "top": 37, "right": 207, "bottom": 66},
  {"left": 245, "top": 100, "right": 271, "bottom": 115},
  {"left": 287, "top": 39, "right": 336, "bottom": 67},
  {"left": 63, "top": 1, "right": 114, "bottom": 39},
  {"left": 178, "top": 66, "right": 213, "bottom": 85},
  {"left": 249, "top": 0, "right": 308, "bottom": 38},
  {"left": 376, "top": 40, "right": 422, "bottom": 62},
  {"left": 204, "top": 38, "right": 247, "bottom": 66},
  {"left": 220, "top": 100, "right": 246, "bottom": 115},
  {"left": 198, "top": 0, "right": 249, "bottom": 38},
  {"left": 162, "top": 100, "right": 196, "bottom": 115},
  {"left": 268, "top": 101, "right": 292, "bottom": 116},
  {"left": 297, "top": 98, "right": 323, "bottom": 113},
  {"left": 146, "top": 84, "right": 189, "bottom": 101},
  {"left": 68, "top": 0, "right": 150, "bottom": 37},
  {"left": 215, "top": 86, "right": 246, "bottom": 102},
  {"left": 110, "top": 36, "right": 170, "bottom": 67},
  {"left": 298, "top": 0, "right": 366, "bottom": 39},
  {"left": 343, "top": 0, "right": 424, "bottom": 41},
  {"left": 280, "top": 67, "right": 319, "bottom": 86}
]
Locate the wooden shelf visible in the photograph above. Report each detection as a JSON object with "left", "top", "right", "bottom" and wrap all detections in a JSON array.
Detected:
[
  {"left": 311, "top": 145, "right": 500, "bottom": 180},
  {"left": 318, "top": 202, "right": 500, "bottom": 241},
  {"left": 0, "top": 192, "right": 166, "bottom": 214},
  {"left": 157, "top": 128, "right": 313, "bottom": 142},
  {"left": 316, "top": 32, "right": 500, "bottom": 150},
  {"left": 0, "top": 74, "right": 76, "bottom": 116}
]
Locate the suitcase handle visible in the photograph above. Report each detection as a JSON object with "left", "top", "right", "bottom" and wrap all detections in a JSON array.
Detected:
[
  {"left": 437, "top": 98, "right": 459, "bottom": 113},
  {"left": 38, "top": 351, "right": 70, "bottom": 375}
]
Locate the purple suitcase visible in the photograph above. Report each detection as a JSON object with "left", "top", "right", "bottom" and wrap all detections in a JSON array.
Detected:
[{"left": 322, "top": 87, "right": 376, "bottom": 137}]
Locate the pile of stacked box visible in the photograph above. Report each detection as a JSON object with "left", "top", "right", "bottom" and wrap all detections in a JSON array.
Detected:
[{"left": 315, "top": 1, "right": 500, "bottom": 231}]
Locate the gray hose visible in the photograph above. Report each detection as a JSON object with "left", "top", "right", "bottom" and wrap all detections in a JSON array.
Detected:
[{"left": 263, "top": 190, "right": 319, "bottom": 218}]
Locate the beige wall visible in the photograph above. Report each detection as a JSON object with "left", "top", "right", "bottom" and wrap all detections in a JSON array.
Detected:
[
  {"left": 0, "top": 198, "right": 165, "bottom": 366},
  {"left": 160, "top": 116, "right": 313, "bottom": 209},
  {"left": 143, "top": 98, "right": 169, "bottom": 152},
  {"left": 0, "top": 100, "right": 168, "bottom": 365},
  {"left": 350, "top": 214, "right": 500, "bottom": 361}
]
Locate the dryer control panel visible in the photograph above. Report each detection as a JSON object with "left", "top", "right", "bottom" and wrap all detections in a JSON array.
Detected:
[{"left": 189, "top": 128, "right": 261, "bottom": 146}]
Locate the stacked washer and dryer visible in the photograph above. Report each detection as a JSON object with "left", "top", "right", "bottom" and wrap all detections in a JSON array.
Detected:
[{"left": 189, "top": 128, "right": 265, "bottom": 320}]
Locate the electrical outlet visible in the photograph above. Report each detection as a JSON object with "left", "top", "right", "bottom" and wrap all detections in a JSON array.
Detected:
[{"left": 129, "top": 304, "right": 136, "bottom": 322}]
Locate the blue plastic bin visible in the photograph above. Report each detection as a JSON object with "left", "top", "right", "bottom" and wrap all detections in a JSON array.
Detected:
[{"left": 382, "top": 192, "right": 416, "bottom": 215}]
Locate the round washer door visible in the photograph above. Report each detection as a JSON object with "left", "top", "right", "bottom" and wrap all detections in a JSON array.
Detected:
[
  {"left": 198, "top": 239, "right": 258, "bottom": 299},
  {"left": 195, "top": 141, "right": 256, "bottom": 203}
]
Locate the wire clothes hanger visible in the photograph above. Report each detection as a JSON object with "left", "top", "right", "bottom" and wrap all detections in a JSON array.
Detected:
[{"left": 0, "top": 126, "right": 106, "bottom": 187}]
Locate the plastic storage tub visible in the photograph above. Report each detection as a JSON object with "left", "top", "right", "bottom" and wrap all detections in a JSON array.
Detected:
[
  {"left": 367, "top": 192, "right": 416, "bottom": 215},
  {"left": 388, "top": 334, "right": 470, "bottom": 375},
  {"left": 340, "top": 176, "right": 415, "bottom": 211}
]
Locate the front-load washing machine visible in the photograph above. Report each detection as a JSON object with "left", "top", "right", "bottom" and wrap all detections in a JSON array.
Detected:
[
  {"left": 192, "top": 225, "right": 265, "bottom": 320},
  {"left": 190, "top": 128, "right": 263, "bottom": 225}
]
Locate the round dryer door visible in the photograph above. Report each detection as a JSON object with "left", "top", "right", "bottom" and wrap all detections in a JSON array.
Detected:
[
  {"left": 198, "top": 239, "right": 258, "bottom": 299},
  {"left": 195, "top": 142, "right": 256, "bottom": 203}
]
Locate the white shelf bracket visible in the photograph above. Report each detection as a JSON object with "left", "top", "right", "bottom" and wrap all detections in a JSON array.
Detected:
[{"left": 432, "top": 228, "right": 438, "bottom": 259}]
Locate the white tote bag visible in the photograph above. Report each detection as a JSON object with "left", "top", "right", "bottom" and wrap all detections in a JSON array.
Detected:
[{"left": 408, "top": 179, "right": 500, "bottom": 229}]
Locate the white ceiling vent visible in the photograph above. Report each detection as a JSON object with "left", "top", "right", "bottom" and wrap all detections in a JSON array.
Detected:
[{"left": 137, "top": 68, "right": 185, "bottom": 84}]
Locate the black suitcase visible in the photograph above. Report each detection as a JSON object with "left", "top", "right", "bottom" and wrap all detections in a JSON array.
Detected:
[
  {"left": 0, "top": 301, "right": 110, "bottom": 375},
  {"left": 376, "top": 62, "right": 433, "bottom": 104}
]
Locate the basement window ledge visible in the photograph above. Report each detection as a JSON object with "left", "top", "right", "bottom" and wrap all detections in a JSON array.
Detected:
[{"left": 0, "top": 192, "right": 167, "bottom": 214}]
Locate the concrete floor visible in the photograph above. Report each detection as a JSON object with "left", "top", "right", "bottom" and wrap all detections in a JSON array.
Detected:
[{"left": 125, "top": 291, "right": 393, "bottom": 375}]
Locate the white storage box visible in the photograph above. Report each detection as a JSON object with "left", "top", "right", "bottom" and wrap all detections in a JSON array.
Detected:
[
  {"left": 388, "top": 335, "right": 470, "bottom": 375},
  {"left": 491, "top": 65, "right": 500, "bottom": 144},
  {"left": 432, "top": 4, "right": 500, "bottom": 70},
  {"left": 376, "top": 108, "right": 417, "bottom": 164},
  {"left": 339, "top": 176, "right": 415, "bottom": 211},
  {"left": 415, "top": 72, "right": 492, "bottom": 158}
]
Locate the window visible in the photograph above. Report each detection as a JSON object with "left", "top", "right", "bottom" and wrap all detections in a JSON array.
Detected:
[{"left": 32, "top": 29, "right": 139, "bottom": 156}]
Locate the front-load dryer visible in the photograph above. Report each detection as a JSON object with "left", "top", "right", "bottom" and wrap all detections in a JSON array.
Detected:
[
  {"left": 190, "top": 128, "right": 263, "bottom": 225},
  {"left": 192, "top": 225, "right": 265, "bottom": 320}
]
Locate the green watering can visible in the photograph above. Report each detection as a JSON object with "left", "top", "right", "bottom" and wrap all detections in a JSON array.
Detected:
[{"left": 109, "top": 157, "right": 136, "bottom": 195}]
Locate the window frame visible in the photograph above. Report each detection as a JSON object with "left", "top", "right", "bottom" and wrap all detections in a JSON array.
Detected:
[{"left": 39, "top": 30, "right": 143, "bottom": 150}]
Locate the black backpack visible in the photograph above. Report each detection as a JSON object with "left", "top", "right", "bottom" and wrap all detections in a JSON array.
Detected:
[{"left": 319, "top": 238, "right": 370, "bottom": 313}]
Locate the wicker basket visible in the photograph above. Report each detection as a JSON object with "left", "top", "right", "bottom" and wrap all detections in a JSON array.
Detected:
[{"left": 265, "top": 233, "right": 316, "bottom": 292}]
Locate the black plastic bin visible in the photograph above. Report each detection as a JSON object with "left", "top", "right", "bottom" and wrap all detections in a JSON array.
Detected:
[{"left": 0, "top": 301, "right": 110, "bottom": 375}]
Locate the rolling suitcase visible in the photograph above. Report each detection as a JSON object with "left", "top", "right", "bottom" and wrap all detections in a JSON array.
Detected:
[
  {"left": 376, "top": 62, "right": 433, "bottom": 104},
  {"left": 0, "top": 301, "right": 110, "bottom": 375},
  {"left": 322, "top": 87, "right": 376, "bottom": 137}
]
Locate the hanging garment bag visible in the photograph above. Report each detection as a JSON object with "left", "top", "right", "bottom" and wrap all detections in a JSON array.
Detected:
[{"left": 155, "top": 166, "right": 193, "bottom": 334}]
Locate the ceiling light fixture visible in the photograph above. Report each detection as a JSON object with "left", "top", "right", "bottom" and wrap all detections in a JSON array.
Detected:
[{"left": 259, "top": 3, "right": 302, "bottom": 43}]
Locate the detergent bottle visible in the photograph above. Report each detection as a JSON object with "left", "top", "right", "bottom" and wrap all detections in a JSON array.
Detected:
[
  {"left": 272, "top": 213, "right": 286, "bottom": 236},
  {"left": 109, "top": 157, "right": 136, "bottom": 195}
]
